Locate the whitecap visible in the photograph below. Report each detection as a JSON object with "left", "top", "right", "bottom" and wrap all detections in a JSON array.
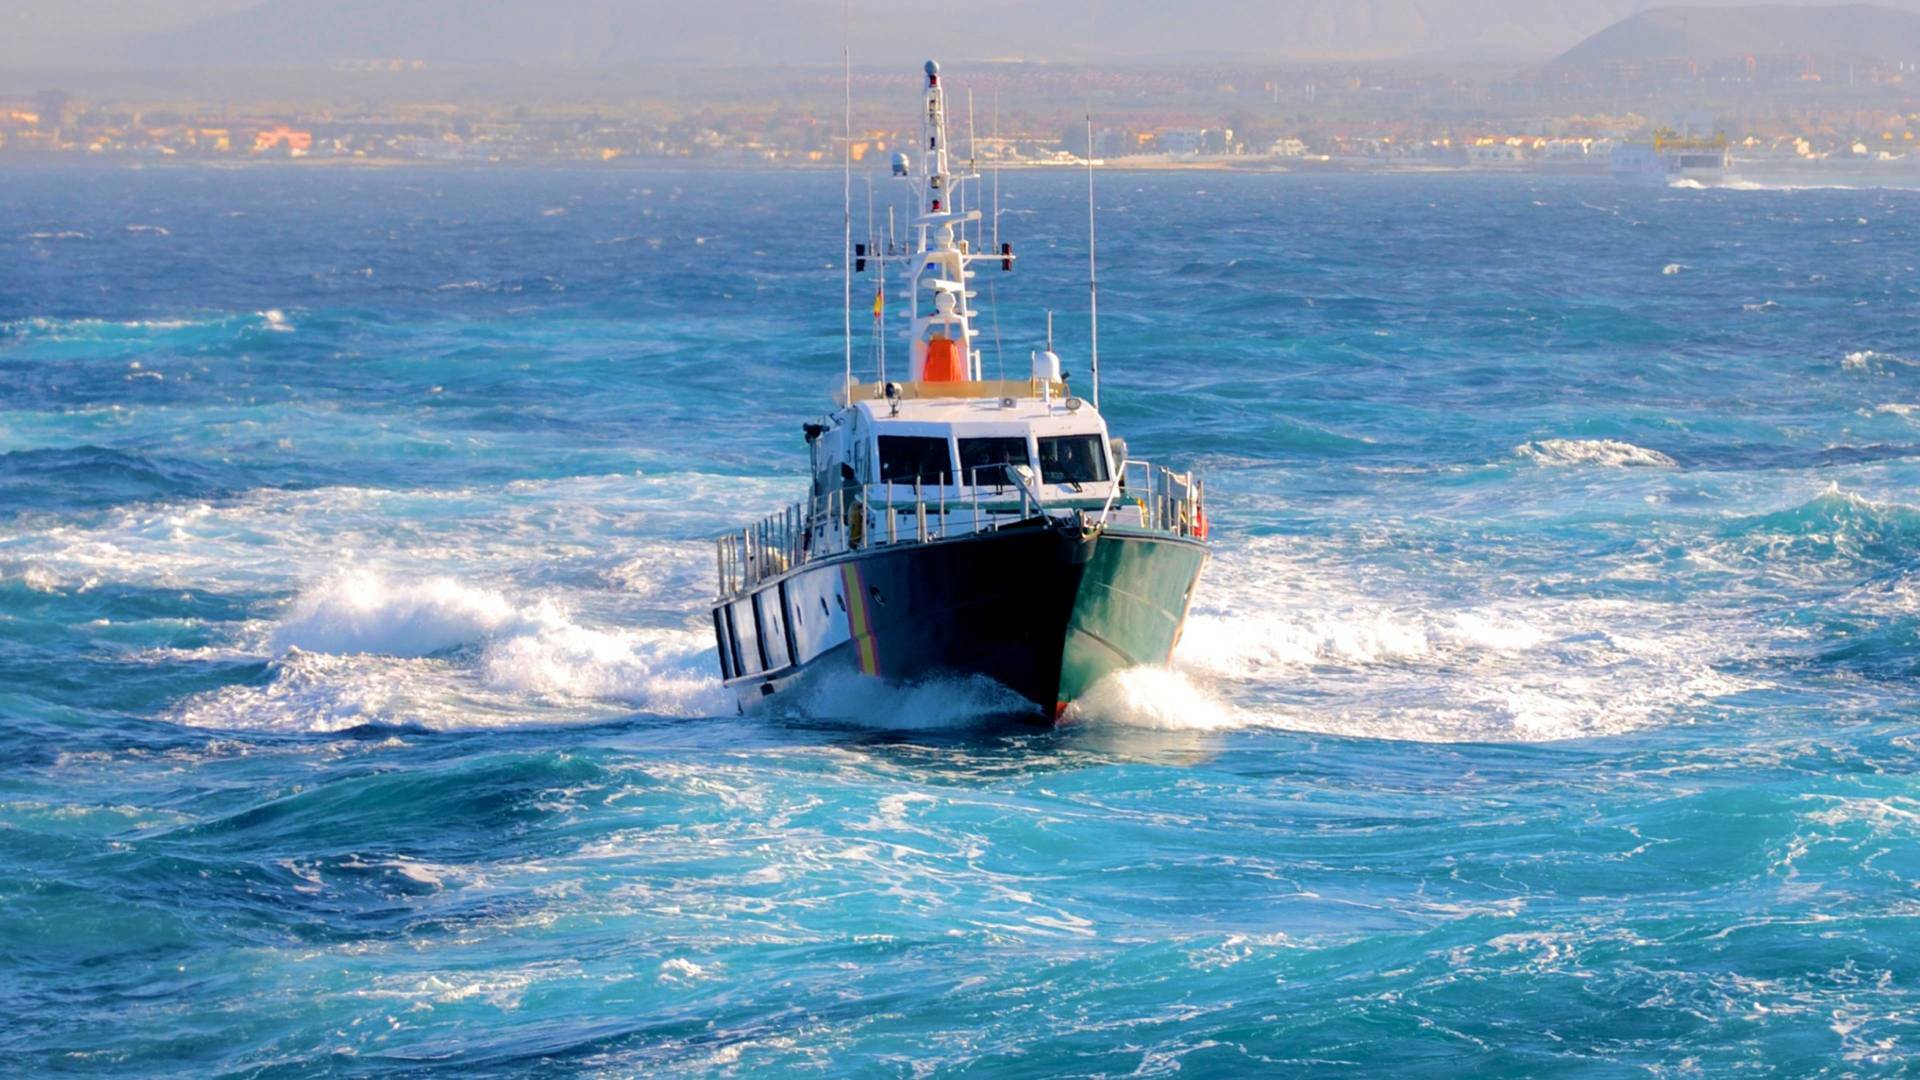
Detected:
[
  {"left": 1845, "top": 350, "right": 1912, "bottom": 372},
  {"left": 269, "top": 570, "right": 520, "bottom": 657},
  {"left": 1514, "top": 439, "right": 1677, "bottom": 468}
]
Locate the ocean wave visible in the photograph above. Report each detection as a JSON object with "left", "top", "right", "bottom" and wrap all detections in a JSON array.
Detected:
[
  {"left": 0, "top": 445, "right": 248, "bottom": 510},
  {"left": 1514, "top": 439, "right": 1678, "bottom": 468},
  {"left": 1158, "top": 537, "right": 1760, "bottom": 743},
  {"left": 269, "top": 570, "right": 521, "bottom": 657},
  {"left": 1, "top": 309, "right": 294, "bottom": 346},
  {"left": 1714, "top": 485, "right": 1920, "bottom": 569},
  {"left": 200, "top": 564, "right": 733, "bottom": 722},
  {"left": 1844, "top": 350, "right": 1913, "bottom": 372}
]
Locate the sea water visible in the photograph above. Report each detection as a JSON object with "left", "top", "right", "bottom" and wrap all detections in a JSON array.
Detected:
[{"left": 3, "top": 166, "right": 1919, "bottom": 1075}]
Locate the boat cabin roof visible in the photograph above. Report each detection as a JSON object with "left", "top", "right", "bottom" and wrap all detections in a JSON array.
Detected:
[
  {"left": 852, "top": 393, "right": 1105, "bottom": 436},
  {"left": 840, "top": 379, "right": 1104, "bottom": 438}
]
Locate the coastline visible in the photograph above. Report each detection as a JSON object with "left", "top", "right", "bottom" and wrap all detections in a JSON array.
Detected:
[{"left": 1, "top": 151, "right": 1915, "bottom": 185}]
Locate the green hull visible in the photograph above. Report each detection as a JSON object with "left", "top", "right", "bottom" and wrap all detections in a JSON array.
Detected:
[{"left": 1055, "top": 526, "right": 1209, "bottom": 712}]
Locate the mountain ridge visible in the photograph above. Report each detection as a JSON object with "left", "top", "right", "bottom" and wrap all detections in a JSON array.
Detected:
[{"left": 1556, "top": 2, "right": 1920, "bottom": 64}]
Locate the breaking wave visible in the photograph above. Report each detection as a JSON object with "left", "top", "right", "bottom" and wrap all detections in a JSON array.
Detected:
[
  {"left": 1514, "top": 439, "right": 1678, "bottom": 468},
  {"left": 181, "top": 568, "right": 726, "bottom": 731},
  {"left": 1152, "top": 537, "right": 1760, "bottom": 743},
  {"left": 1712, "top": 485, "right": 1920, "bottom": 570}
]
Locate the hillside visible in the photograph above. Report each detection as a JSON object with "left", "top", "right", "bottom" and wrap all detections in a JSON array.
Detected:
[{"left": 1556, "top": 3, "right": 1920, "bottom": 64}]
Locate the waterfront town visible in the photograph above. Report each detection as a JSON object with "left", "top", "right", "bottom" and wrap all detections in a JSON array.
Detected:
[{"left": 3, "top": 56, "right": 1918, "bottom": 175}]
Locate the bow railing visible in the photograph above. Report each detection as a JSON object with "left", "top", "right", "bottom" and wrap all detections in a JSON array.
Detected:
[{"left": 714, "top": 461, "right": 1205, "bottom": 599}]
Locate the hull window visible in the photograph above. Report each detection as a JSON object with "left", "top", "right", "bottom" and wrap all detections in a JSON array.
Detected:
[
  {"left": 730, "top": 599, "right": 763, "bottom": 677},
  {"left": 879, "top": 436, "right": 955, "bottom": 485},
  {"left": 713, "top": 609, "right": 734, "bottom": 680},
  {"left": 757, "top": 588, "right": 791, "bottom": 670},
  {"left": 1039, "top": 435, "right": 1110, "bottom": 484}
]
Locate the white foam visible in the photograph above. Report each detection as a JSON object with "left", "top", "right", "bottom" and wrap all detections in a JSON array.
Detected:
[
  {"left": 1153, "top": 536, "right": 1762, "bottom": 743},
  {"left": 270, "top": 570, "right": 520, "bottom": 657},
  {"left": 1070, "top": 667, "right": 1242, "bottom": 731},
  {"left": 1175, "top": 604, "right": 1431, "bottom": 672},
  {"left": 169, "top": 555, "right": 732, "bottom": 731},
  {"left": 1846, "top": 350, "right": 1913, "bottom": 372},
  {"left": 480, "top": 618, "right": 726, "bottom": 713},
  {"left": 1514, "top": 439, "right": 1677, "bottom": 468},
  {"left": 792, "top": 673, "right": 1032, "bottom": 729}
]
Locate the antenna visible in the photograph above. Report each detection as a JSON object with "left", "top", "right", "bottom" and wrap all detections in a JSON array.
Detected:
[
  {"left": 841, "top": 0, "right": 853, "bottom": 398},
  {"left": 991, "top": 90, "right": 1001, "bottom": 251},
  {"left": 986, "top": 91, "right": 1005, "bottom": 382},
  {"left": 865, "top": 174, "right": 882, "bottom": 383},
  {"left": 884, "top": 204, "right": 894, "bottom": 382},
  {"left": 1085, "top": 110, "right": 1100, "bottom": 411},
  {"left": 966, "top": 87, "right": 979, "bottom": 252}
]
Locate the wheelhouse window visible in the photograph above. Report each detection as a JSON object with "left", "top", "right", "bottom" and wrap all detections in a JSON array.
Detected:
[
  {"left": 958, "top": 437, "right": 1030, "bottom": 486},
  {"left": 1038, "top": 435, "right": 1109, "bottom": 485},
  {"left": 878, "top": 435, "right": 954, "bottom": 485}
]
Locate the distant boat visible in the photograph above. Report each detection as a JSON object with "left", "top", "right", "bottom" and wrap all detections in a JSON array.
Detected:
[
  {"left": 707, "top": 59, "right": 1210, "bottom": 722},
  {"left": 1612, "top": 131, "right": 1732, "bottom": 186}
]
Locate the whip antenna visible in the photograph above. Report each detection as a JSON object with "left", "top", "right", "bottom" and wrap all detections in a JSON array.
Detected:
[
  {"left": 1086, "top": 109, "right": 1099, "bottom": 411},
  {"left": 841, "top": 0, "right": 853, "bottom": 397}
]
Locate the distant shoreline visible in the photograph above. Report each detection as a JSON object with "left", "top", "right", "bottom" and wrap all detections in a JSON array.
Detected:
[{"left": 1, "top": 153, "right": 1915, "bottom": 184}]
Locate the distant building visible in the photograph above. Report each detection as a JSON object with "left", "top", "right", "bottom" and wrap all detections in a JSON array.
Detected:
[{"left": 253, "top": 126, "right": 314, "bottom": 155}]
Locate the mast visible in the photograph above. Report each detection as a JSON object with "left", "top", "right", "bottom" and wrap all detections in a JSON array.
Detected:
[
  {"left": 846, "top": 60, "right": 1011, "bottom": 395},
  {"left": 904, "top": 59, "right": 983, "bottom": 385}
]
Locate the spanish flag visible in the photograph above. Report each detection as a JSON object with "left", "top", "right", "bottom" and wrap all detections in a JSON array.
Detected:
[{"left": 872, "top": 286, "right": 885, "bottom": 319}]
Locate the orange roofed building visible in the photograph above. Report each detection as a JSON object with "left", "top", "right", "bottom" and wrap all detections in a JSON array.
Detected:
[{"left": 253, "top": 126, "right": 313, "bottom": 155}]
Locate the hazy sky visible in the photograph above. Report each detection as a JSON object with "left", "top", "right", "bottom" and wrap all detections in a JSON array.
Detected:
[
  {"left": 11, "top": 0, "right": 256, "bottom": 39},
  {"left": 7, "top": 0, "right": 1916, "bottom": 69}
]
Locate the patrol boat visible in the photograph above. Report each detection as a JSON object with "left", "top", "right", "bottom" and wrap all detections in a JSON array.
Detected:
[{"left": 708, "top": 59, "right": 1209, "bottom": 720}]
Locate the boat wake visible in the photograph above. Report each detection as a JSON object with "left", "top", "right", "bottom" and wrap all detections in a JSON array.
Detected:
[
  {"left": 1150, "top": 536, "right": 1762, "bottom": 743},
  {"left": 177, "top": 568, "right": 727, "bottom": 732},
  {"left": 155, "top": 534, "right": 1762, "bottom": 744}
]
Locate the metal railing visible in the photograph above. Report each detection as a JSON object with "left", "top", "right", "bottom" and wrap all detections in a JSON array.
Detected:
[{"left": 714, "top": 461, "right": 1205, "bottom": 599}]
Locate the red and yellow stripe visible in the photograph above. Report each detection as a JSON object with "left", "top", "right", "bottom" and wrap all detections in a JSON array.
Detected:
[{"left": 841, "top": 563, "right": 881, "bottom": 676}]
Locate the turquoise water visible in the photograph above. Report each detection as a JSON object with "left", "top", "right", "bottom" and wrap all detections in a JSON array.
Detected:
[{"left": 4, "top": 166, "right": 1920, "bottom": 1075}]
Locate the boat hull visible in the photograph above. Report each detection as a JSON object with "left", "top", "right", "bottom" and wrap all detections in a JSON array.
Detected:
[{"left": 711, "top": 523, "right": 1207, "bottom": 720}]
